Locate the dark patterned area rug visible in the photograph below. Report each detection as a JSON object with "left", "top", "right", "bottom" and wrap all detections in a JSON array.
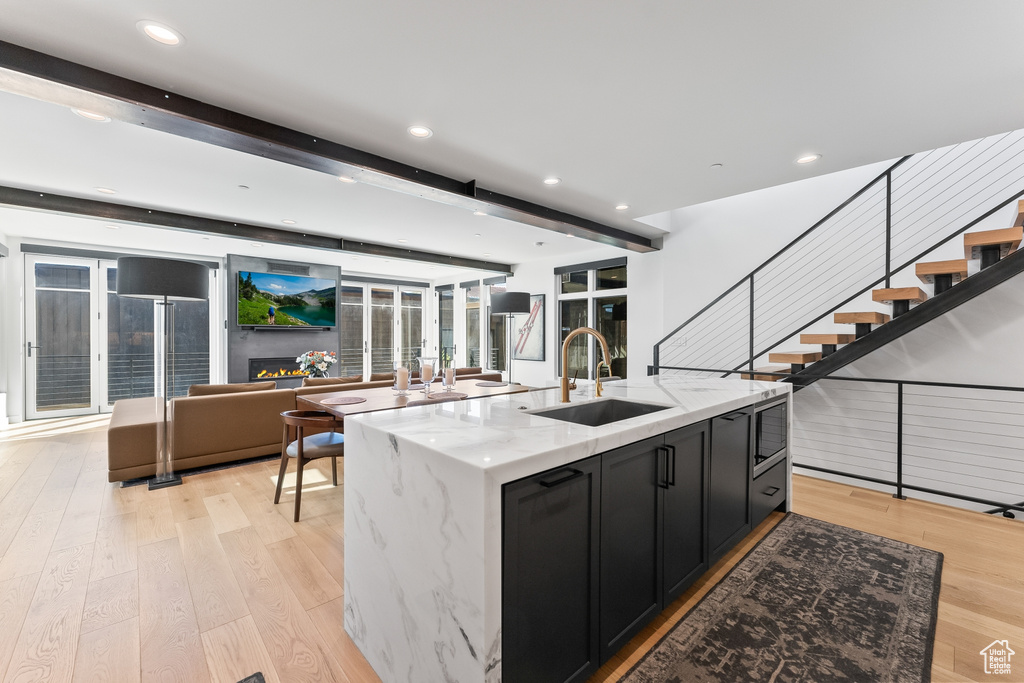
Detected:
[{"left": 624, "top": 513, "right": 943, "bottom": 683}]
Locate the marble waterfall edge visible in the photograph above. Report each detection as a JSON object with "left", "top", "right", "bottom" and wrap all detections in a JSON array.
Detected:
[{"left": 344, "top": 417, "right": 492, "bottom": 683}]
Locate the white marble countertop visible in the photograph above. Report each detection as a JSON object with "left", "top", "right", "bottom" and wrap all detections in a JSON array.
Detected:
[{"left": 348, "top": 375, "right": 790, "bottom": 484}]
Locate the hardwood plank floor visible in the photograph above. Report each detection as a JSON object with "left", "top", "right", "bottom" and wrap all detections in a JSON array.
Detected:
[{"left": 2, "top": 415, "right": 1024, "bottom": 682}]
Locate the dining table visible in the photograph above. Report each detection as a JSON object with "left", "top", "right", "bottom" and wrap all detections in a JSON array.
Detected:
[{"left": 296, "top": 380, "right": 536, "bottom": 422}]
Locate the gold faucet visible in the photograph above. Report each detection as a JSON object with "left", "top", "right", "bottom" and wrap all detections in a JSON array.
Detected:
[
  {"left": 561, "top": 327, "right": 611, "bottom": 403},
  {"left": 596, "top": 360, "right": 610, "bottom": 397}
]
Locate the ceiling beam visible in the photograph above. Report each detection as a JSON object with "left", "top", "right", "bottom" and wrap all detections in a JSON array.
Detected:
[
  {"left": 0, "top": 40, "right": 656, "bottom": 253},
  {"left": 0, "top": 185, "right": 513, "bottom": 273}
]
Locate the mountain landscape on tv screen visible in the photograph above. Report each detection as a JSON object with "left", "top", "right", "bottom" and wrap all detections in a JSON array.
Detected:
[{"left": 237, "top": 271, "right": 336, "bottom": 327}]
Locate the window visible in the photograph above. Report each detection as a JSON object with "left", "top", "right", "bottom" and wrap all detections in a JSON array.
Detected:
[
  {"left": 556, "top": 259, "right": 628, "bottom": 380},
  {"left": 438, "top": 287, "right": 454, "bottom": 367}
]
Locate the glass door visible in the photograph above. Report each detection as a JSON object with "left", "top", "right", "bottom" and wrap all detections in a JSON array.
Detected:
[
  {"left": 26, "top": 255, "right": 101, "bottom": 418},
  {"left": 338, "top": 285, "right": 366, "bottom": 378},
  {"left": 26, "top": 255, "right": 213, "bottom": 419},
  {"left": 369, "top": 287, "right": 396, "bottom": 374},
  {"left": 399, "top": 289, "right": 424, "bottom": 373},
  {"left": 344, "top": 283, "right": 427, "bottom": 377}
]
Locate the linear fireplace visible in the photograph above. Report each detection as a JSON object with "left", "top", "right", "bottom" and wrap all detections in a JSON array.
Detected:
[{"left": 249, "top": 357, "right": 308, "bottom": 385}]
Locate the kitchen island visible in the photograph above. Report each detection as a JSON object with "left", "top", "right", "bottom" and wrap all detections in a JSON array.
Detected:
[{"left": 343, "top": 376, "right": 791, "bottom": 683}]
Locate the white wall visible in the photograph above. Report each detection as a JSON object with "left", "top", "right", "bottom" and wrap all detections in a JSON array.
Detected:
[
  {"left": 649, "top": 160, "right": 894, "bottom": 345},
  {"left": 0, "top": 230, "right": 7, "bottom": 426},
  {"left": 792, "top": 269, "right": 1024, "bottom": 513}
]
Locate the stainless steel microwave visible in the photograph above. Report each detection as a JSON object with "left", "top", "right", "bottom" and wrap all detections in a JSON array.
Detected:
[{"left": 753, "top": 399, "right": 787, "bottom": 478}]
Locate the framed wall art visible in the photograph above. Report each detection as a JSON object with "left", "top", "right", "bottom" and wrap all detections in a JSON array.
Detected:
[{"left": 512, "top": 294, "right": 545, "bottom": 361}]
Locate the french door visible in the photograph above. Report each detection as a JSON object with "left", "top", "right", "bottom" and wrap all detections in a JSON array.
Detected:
[
  {"left": 339, "top": 282, "right": 426, "bottom": 378},
  {"left": 25, "top": 254, "right": 213, "bottom": 419}
]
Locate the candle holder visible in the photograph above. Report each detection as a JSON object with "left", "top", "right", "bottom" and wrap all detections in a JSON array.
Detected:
[
  {"left": 417, "top": 356, "right": 439, "bottom": 397},
  {"left": 393, "top": 360, "right": 411, "bottom": 396},
  {"left": 442, "top": 366, "right": 456, "bottom": 392}
]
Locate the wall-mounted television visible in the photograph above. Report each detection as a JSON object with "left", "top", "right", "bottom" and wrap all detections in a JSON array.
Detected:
[{"left": 237, "top": 270, "right": 337, "bottom": 328}]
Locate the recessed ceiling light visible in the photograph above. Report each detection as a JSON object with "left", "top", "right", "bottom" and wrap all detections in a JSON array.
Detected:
[
  {"left": 250, "top": 242, "right": 262, "bottom": 248},
  {"left": 796, "top": 154, "right": 821, "bottom": 164},
  {"left": 338, "top": 176, "right": 356, "bottom": 183},
  {"left": 72, "top": 109, "right": 110, "bottom": 123},
  {"left": 281, "top": 219, "right": 297, "bottom": 225},
  {"left": 201, "top": 236, "right": 210, "bottom": 240},
  {"left": 535, "top": 241, "right": 545, "bottom": 247},
  {"left": 543, "top": 177, "right": 561, "bottom": 185},
  {"left": 237, "top": 184, "right": 249, "bottom": 190},
  {"left": 565, "top": 233, "right": 575, "bottom": 238},
  {"left": 474, "top": 233, "right": 481, "bottom": 238},
  {"left": 615, "top": 204, "right": 630, "bottom": 211},
  {"left": 397, "top": 239, "right": 408, "bottom": 243},
  {"left": 137, "top": 21, "right": 184, "bottom": 46},
  {"left": 95, "top": 187, "right": 116, "bottom": 194},
  {"left": 710, "top": 163, "right": 723, "bottom": 169},
  {"left": 105, "top": 225, "right": 119, "bottom": 230},
  {"left": 408, "top": 125, "right": 433, "bottom": 138},
  {"left": 483, "top": 252, "right": 492, "bottom": 257},
  {"left": 473, "top": 210, "right": 487, "bottom": 216}
]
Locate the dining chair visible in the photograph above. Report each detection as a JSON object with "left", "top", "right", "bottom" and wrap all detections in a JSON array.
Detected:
[{"left": 275, "top": 410, "right": 344, "bottom": 522}]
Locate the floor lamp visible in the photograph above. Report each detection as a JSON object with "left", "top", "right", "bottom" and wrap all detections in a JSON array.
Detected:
[
  {"left": 116, "top": 256, "right": 209, "bottom": 490},
  {"left": 490, "top": 292, "right": 531, "bottom": 386}
]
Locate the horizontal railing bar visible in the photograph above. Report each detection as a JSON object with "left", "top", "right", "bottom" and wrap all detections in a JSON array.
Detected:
[
  {"left": 792, "top": 463, "right": 899, "bottom": 487},
  {"left": 654, "top": 365, "right": 1024, "bottom": 393}
]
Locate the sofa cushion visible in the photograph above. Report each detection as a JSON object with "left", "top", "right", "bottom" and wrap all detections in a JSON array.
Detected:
[
  {"left": 455, "top": 367, "right": 483, "bottom": 376},
  {"left": 369, "top": 372, "right": 395, "bottom": 381},
  {"left": 302, "top": 375, "right": 363, "bottom": 387},
  {"left": 187, "top": 381, "right": 277, "bottom": 397}
]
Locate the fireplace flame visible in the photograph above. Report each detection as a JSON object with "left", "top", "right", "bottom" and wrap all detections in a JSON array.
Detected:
[{"left": 256, "top": 368, "right": 309, "bottom": 378}]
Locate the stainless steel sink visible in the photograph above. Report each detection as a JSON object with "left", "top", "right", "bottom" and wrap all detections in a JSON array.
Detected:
[{"left": 531, "top": 398, "right": 671, "bottom": 427}]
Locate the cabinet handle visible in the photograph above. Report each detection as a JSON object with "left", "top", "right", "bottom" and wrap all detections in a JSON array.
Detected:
[
  {"left": 763, "top": 486, "right": 780, "bottom": 496},
  {"left": 656, "top": 447, "right": 669, "bottom": 488},
  {"left": 538, "top": 469, "right": 583, "bottom": 488},
  {"left": 720, "top": 411, "right": 747, "bottom": 421},
  {"left": 666, "top": 444, "right": 676, "bottom": 487}
]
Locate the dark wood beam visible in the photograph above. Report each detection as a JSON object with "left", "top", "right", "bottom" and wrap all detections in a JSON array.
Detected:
[
  {"left": 0, "top": 185, "right": 513, "bottom": 273},
  {"left": 0, "top": 40, "right": 656, "bottom": 253}
]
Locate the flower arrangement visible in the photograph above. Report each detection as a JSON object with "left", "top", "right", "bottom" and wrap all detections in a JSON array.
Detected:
[{"left": 296, "top": 350, "right": 338, "bottom": 378}]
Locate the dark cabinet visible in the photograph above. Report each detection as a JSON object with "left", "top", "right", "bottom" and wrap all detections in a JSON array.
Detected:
[
  {"left": 599, "top": 436, "right": 662, "bottom": 660},
  {"left": 751, "top": 458, "right": 788, "bottom": 527},
  {"left": 502, "top": 457, "right": 601, "bottom": 683},
  {"left": 662, "top": 422, "right": 708, "bottom": 602},
  {"left": 708, "top": 408, "right": 752, "bottom": 565},
  {"left": 599, "top": 422, "right": 708, "bottom": 660},
  {"left": 503, "top": 404, "right": 767, "bottom": 679}
]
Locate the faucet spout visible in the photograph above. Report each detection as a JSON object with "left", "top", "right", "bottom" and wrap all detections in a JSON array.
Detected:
[{"left": 560, "top": 327, "right": 611, "bottom": 403}]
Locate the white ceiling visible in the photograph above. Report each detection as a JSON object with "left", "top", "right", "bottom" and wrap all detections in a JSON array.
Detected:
[{"left": 1, "top": 1, "right": 1023, "bottom": 280}]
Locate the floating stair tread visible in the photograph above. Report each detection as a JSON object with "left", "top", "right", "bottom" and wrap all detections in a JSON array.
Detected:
[
  {"left": 916, "top": 259, "right": 968, "bottom": 284},
  {"left": 740, "top": 365, "right": 790, "bottom": 381},
  {"left": 834, "top": 311, "right": 890, "bottom": 324},
  {"left": 768, "top": 350, "right": 822, "bottom": 364},
  {"left": 964, "top": 226, "right": 1022, "bottom": 260},
  {"left": 872, "top": 287, "right": 928, "bottom": 304},
  {"left": 800, "top": 333, "right": 856, "bottom": 345},
  {"left": 1014, "top": 199, "right": 1024, "bottom": 228}
]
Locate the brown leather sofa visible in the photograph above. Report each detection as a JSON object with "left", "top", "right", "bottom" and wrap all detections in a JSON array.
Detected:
[{"left": 106, "top": 368, "right": 503, "bottom": 482}]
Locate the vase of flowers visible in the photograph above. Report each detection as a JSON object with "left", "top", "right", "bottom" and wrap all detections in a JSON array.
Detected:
[{"left": 297, "top": 350, "right": 338, "bottom": 378}]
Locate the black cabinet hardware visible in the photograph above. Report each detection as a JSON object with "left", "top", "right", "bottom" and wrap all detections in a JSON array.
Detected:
[
  {"left": 539, "top": 469, "right": 583, "bottom": 488},
  {"left": 763, "top": 486, "right": 780, "bottom": 496},
  {"left": 720, "top": 411, "right": 746, "bottom": 421}
]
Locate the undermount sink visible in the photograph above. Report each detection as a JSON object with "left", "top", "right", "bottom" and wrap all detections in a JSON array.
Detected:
[{"left": 532, "top": 398, "right": 671, "bottom": 427}]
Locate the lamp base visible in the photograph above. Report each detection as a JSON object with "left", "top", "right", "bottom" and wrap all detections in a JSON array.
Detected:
[{"left": 148, "top": 473, "right": 183, "bottom": 490}]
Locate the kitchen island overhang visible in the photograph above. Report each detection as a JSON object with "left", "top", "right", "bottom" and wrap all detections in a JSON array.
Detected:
[{"left": 343, "top": 376, "right": 791, "bottom": 683}]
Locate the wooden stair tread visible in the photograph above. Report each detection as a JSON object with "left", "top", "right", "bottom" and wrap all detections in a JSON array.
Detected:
[
  {"left": 872, "top": 287, "right": 928, "bottom": 304},
  {"left": 915, "top": 259, "right": 968, "bottom": 284},
  {"left": 964, "top": 226, "right": 1022, "bottom": 260},
  {"left": 834, "top": 311, "right": 890, "bottom": 324},
  {"left": 768, "top": 350, "right": 821, "bottom": 364},
  {"left": 800, "top": 333, "right": 856, "bottom": 345},
  {"left": 740, "top": 365, "right": 790, "bottom": 381},
  {"left": 1013, "top": 199, "right": 1024, "bottom": 228}
]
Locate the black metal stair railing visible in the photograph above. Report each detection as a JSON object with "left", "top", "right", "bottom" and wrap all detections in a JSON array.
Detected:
[{"left": 653, "top": 128, "right": 1024, "bottom": 377}]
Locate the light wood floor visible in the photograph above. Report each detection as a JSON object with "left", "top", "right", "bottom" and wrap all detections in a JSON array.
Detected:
[{"left": 1, "top": 416, "right": 1022, "bottom": 682}]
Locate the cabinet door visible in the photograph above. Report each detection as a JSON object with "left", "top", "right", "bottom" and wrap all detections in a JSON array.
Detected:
[
  {"left": 503, "top": 457, "right": 600, "bottom": 683},
  {"left": 599, "top": 436, "right": 662, "bottom": 662},
  {"left": 662, "top": 421, "right": 708, "bottom": 603},
  {"left": 708, "top": 408, "right": 752, "bottom": 564}
]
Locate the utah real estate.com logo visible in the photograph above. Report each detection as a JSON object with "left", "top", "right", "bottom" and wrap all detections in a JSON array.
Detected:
[{"left": 980, "top": 640, "right": 1014, "bottom": 675}]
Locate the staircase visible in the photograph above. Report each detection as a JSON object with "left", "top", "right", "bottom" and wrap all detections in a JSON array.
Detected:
[{"left": 744, "top": 203, "right": 1024, "bottom": 382}]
